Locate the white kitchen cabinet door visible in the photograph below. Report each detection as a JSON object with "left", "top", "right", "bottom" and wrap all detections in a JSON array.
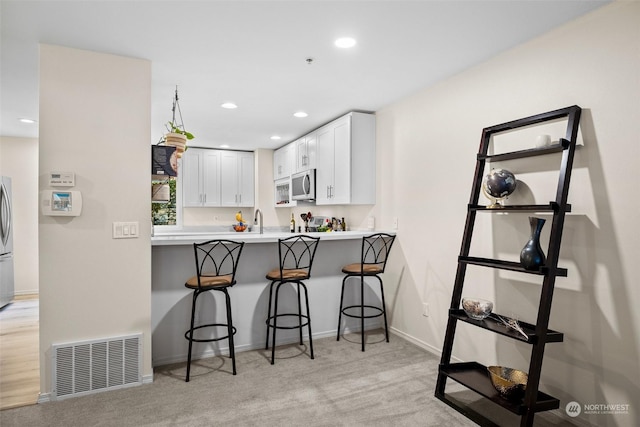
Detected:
[
  {"left": 305, "top": 132, "right": 317, "bottom": 170},
  {"left": 330, "top": 118, "right": 351, "bottom": 204},
  {"left": 273, "top": 142, "right": 294, "bottom": 181},
  {"left": 221, "top": 151, "right": 254, "bottom": 207},
  {"left": 295, "top": 133, "right": 316, "bottom": 173},
  {"left": 315, "top": 125, "right": 334, "bottom": 204},
  {"left": 201, "top": 150, "right": 221, "bottom": 207},
  {"left": 182, "top": 149, "right": 203, "bottom": 207},
  {"left": 237, "top": 151, "right": 255, "bottom": 206},
  {"left": 181, "top": 148, "right": 221, "bottom": 207},
  {"left": 314, "top": 112, "right": 375, "bottom": 206}
]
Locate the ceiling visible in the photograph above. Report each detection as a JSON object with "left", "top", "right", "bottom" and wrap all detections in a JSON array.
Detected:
[{"left": 0, "top": 1, "right": 608, "bottom": 151}]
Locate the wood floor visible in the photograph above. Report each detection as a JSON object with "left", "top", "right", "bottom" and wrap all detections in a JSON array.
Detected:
[{"left": 0, "top": 295, "right": 40, "bottom": 410}]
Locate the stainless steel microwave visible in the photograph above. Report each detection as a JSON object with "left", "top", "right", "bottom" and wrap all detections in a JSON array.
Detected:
[{"left": 291, "top": 169, "right": 315, "bottom": 201}]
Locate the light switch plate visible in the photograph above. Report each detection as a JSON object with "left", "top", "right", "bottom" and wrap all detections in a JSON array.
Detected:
[{"left": 113, "top": 221, "right": 139, "bottom": 239}]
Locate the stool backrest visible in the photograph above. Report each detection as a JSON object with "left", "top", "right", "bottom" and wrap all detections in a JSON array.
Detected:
[
  {"left": 193, "top": 239, "right": 245, "bottom": 287},
  {"left": 361, "top": 233, "right": 396, "bottom": 273},
  {"left": 277, "top": 235, "right": 320, "bottom": 279}
]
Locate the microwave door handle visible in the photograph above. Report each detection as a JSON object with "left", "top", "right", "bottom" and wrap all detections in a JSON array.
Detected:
[{"left": 303, "top": 174, "right": 310, "bottom": 195}]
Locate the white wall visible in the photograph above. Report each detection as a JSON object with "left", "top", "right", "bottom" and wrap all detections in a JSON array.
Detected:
[
  {"left": 377, "top": 2, "right": 639, "bottom": 426},
  {"left": 39, "top": 45, "right": 152, "bottom": 394},
  {"left": 0, "top": 136, "right": 39, "bottom": 295}
]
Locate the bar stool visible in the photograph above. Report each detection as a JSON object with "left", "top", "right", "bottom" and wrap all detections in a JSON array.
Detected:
[
  {"left": 265, "top": 235, "right": 320, "bottom": 365},
  {"left": 336, "top": 233, "right": 396, "bottom": 351},
  {"left": 184, "top": 239, "right": 244, "bottom": 382}
]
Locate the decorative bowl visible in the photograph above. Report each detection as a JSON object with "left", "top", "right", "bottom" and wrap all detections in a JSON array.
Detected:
[
  {"left": 461, "top": 297, "right": 493, "bottom": 320},
  {"left": 487, "top": 366, "right": 528, "bottom": 400},
  {"left": 233, "top": 224, "right": 247, "bottom": 232}
]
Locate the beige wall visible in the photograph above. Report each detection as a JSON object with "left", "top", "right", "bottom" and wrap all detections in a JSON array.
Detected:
[
  {"left": 39, "top": 45, "right": 153, "bottom": 394},
  {"left": 377, "top": 2, "right": 639, "bottom": 426},
  {"left": 25, "top": 2, "right": 639, "bottom": 424},
  {"left": 0, "top": 137, "right": 39, "bottom": 295}
]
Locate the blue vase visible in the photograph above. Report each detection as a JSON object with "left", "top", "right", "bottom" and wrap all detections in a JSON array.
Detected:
[{"left": 520, "top": 217, "right": 546, "bottom": 270}]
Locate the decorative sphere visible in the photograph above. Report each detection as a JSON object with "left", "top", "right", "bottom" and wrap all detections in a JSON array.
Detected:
[{"left": 484, "top": 169, "right": 517, "bottom": 199}]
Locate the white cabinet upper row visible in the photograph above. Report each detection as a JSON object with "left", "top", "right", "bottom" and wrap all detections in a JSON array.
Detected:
[
  {"left": 273, "top": 133, "right": 318, "bottom": 181},
  {"left": 182, "top": 148, "right": 254, "bottom": 208},
  {"left": 272, "top": 111, "right": 375, "bottom": 206}
]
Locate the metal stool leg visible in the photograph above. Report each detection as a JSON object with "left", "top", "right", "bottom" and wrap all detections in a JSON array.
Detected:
[
  {"left": 377, "top": 276, "right": 389, "bottom": 343},
  {"left": 302, "top": 282, "right": 314, "bottom": 359},
  {"left": 271, "top": 281, "right": 282, "bottom": 365},
  {"left": 185, "top": 290, "right": 200, "bottom": 382},
  {"left": 297, "top": 282, "right": 304, "bottom": 345},
  {"left": 223, "top": 288, "right": 237, "bottom": 375},
  {"left": 360, "top": 274, "right": 365, "bottom": 352},
  {"left": 265, "top": 281, "right": 275, "bottom": 350},
  {"left": 337, "top": 275, "right": 348, "bottom": 341}
]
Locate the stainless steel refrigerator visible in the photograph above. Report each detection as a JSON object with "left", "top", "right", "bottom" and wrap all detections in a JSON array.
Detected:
[{"left": 0, "top": 176, "right": 14, "bottom": 308}]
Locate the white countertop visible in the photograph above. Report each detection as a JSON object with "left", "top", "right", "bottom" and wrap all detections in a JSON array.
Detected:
[{"left": 151, "top": 230, "right": 395, "bottom": 246}]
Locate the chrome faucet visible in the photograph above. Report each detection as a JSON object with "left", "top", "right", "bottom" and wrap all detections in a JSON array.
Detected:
[{"left": 254, "top": 208, "right": 263, "bottom": 234}]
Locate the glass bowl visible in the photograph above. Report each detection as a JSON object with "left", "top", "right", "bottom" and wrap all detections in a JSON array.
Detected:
[{"left": 461, "top": 297, "right": 493, "bottom": 320}]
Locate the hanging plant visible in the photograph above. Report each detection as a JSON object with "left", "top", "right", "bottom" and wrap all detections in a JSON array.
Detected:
[{"left": 158, "top": 87, "right": 194, "bottom": 158}]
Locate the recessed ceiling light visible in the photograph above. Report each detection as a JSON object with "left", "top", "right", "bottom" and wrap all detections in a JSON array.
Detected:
[
  {"left": 335, "top": 37, "right": 357, "bottom": 48},
  {"left": 221, "top": 102, "right": 238, "bottom": 109},
  {"left": 220, "top": 144, "right": 230, "bottom": 148},
  {"left": 293, "top": 111, "right": 308, "bottom": 118},
  {"left": 270, "top": 135, "right": 281, "bottom": 140},
  {"left": 19, "top": 118, "right": 36, "bottom": 124}
]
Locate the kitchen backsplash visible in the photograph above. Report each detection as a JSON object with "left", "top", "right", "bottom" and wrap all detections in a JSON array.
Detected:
[{"left": 183, "top": 205, "right": 376, "bottom": 231}]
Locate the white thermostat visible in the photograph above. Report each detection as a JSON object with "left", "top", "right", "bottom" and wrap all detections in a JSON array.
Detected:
[
  {"left": 49, "top": 171, "right": 75, "bottom": 187},
  {"left": 41, "top": 190, "right": 83, "bottom": 216}
]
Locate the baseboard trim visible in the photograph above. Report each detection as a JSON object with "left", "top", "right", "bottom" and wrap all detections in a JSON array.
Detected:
[{"left": 389, "top": 327, "right": 462, "bottom": 363}]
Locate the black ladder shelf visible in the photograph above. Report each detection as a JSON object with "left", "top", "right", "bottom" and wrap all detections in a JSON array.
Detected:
[{"left": 435, "top": 106, "right": 582, "bottom": 427}]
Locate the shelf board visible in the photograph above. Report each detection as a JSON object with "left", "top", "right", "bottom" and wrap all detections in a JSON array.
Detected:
[
  {"left": 450, "top": 309, "right": 564, "bottom": 344},
  {"left": 439, "top": 362, "right": 560, "bottom": 415},
  {"left": 459, "top": 256, "right": 568, "bottom": 277},
  {"left": 478, "top": 139, "right": 569, "bottom": 162},
  {"left": 469, "top": 202, "right": 571, "bottom": 213}
]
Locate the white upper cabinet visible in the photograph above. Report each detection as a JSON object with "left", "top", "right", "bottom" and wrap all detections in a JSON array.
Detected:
[
  {"left": 315, "top": 112, "right": 375, "bottom": 205},
  {"left": 220, "top": 150, "right": 255, "bottom": 207},
  {"left": 273, "top": 142, "right": 294, "bottom": 181},
  {"left": 295, "top": 132, "right": 317, "bottom": 173},
  {"left": 182, "top": 148, "right": 221, "bottom": 207}
]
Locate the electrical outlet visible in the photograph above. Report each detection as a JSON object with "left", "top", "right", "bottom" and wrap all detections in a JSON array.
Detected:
[{"left": 422, "top": 303, "right": 429, "bottom": 317}]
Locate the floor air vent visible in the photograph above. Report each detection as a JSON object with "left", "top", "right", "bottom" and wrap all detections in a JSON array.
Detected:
[{"left": 52, "top": 333, "right": 142, "bottom": 400}]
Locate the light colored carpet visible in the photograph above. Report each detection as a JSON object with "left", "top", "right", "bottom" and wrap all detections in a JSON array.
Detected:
[{"left": 0, "top": 331, "right": 576, "bottom": 426}]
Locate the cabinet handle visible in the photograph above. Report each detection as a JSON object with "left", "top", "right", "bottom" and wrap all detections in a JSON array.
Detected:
[
  {"left": 239, "top": 194, "right": 242, "bottom": 204},
  {"left": 204, "top": 194, "right": 206, "bottom": 203}
]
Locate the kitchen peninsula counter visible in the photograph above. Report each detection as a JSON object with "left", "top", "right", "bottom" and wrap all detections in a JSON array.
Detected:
[
  {"left": 151, "top": 230, "right": 395, "bottom": 367},
  {"left": 152, "top": 230, "right": 381, "bottom": 245}
]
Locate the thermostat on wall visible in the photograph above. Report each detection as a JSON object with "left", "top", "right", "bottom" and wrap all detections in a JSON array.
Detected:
[
  {"left": 41, "top": 190, "right": 82, "bottom": 216},
  {"left": 49, "top": 171, "right": 75, "bottom": 187}
]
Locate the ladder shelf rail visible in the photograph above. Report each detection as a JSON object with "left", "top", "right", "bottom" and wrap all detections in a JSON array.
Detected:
[{"left": 435, "top": 105, "right": 581, "bottom": 427}]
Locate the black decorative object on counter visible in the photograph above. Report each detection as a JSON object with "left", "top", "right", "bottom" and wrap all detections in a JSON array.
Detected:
[{"left": 520, "top": 217, "right": 546, "bottom": 270}]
